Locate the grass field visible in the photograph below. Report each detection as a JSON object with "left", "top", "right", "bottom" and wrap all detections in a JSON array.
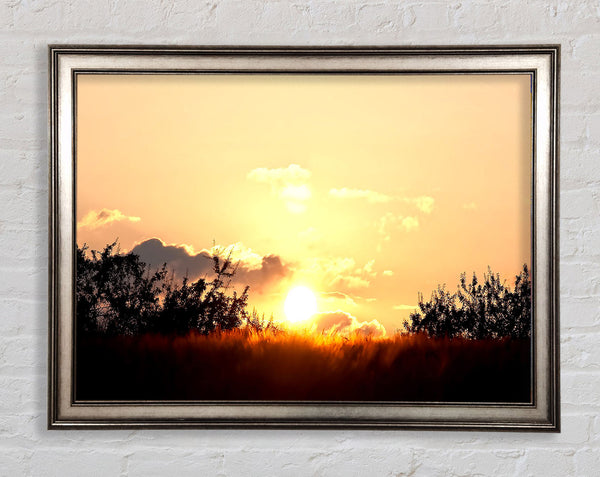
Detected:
[{"left": 76, "top": 329, "right": 531, "bottom": 402}]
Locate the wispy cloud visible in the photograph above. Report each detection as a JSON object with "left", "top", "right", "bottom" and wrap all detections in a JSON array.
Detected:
[
  {"left": 382, "top": 270, "right": 394, "bottom": 277},
  {"left": 329, "top": 187, "right": 435, "bottom": 214},
  {"left": 329, "top": 188, "right": 393, "bottom": 204},
  {"left": 463, "top": 202, "right": 477, "bottom": 210},
  {"left": 319, "top": 291, "right": 358, "bottom": 307},
  {"left": 77, "top": 208, "right": 141, "bottom": 230},
  {"left": 247, "top": 164, "right": 312, "bottom": 213},
  {"left": 393, "top": 304, "right": 417, "bottom": 311},
  {"left": 247, "top": 164, "right": 311, "bottom": 184}
]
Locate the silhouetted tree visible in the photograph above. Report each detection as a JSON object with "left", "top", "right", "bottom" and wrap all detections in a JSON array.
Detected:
[
  {"left": 77, "top": 242, "right": 167, "bottom": 336},
  {"left": 76, "top": 241, "right": 250, "bottom": 336},
  {"left": 156, "top": 254, "right": 250, "bottom": 335},
  {"left": 403, "top": 265, "right": 531, "bottom": 339}
]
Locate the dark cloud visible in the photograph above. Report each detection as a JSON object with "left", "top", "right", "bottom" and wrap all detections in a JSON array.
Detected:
[
  {"left": 133, "top": 238, "right": 212, "bottom": 278},
  {"left": 238, "top": 255, "right": 289, "bottom": 294},
  {"left": 313, "top": 311, "right": 354, "bottom": 333},
  {"left": 131, "top": 238, "right": 291, "bottom": 294}
]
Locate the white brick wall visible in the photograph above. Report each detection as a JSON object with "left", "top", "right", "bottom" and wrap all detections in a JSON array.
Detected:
[{"left": 1, "top": 1, "right": 598, "bottom": 475}]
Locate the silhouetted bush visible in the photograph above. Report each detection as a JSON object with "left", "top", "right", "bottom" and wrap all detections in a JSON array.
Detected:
[
  {"left": 404, "top": 265, "right": 531, "bottom": 339},
  {"left": 76, "top": 241, "right": 249, "bottom": 336}
]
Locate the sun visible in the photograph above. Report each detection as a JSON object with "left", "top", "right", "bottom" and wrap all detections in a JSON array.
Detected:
[{"left": 284, "top": 286, "right": 318, "bottom": 323}]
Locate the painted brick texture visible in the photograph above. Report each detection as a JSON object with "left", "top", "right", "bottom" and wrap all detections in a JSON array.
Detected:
[{"left": 1, "top": 1, "right": 599, "bottom": 475}]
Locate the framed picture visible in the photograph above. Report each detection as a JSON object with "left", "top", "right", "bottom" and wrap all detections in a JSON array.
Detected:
[{"left": 49, "top": 45, "right": 559, "bottom": 430}]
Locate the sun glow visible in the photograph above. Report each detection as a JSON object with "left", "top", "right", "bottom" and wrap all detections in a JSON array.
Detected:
[{"left": 284, "top": 286, "right": 318, "bottom": 323}]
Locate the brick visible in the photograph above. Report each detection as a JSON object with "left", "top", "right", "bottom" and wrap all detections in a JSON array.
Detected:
[
  {"left": 575, "top": 448, "right": 600, "bottom": 477},
  {"left": 587, "top": 113, "right": 600, "bottom": 145},
  {"left": 356, "top": 4, "right": 402, "bottom": 33},
  {"left": 562, "top": 260, "right": 600, "bottom": 297},
  {"left": 0, "top": 412, "right": 40, "bottom": 447},
  {"left": 407, "top": 3, "right": 453, "bottom": 32},
  {"left": 560, "top": 218, "right": 586, "bottom": 257},
  {"left": 522, "top": 449, "right": 577, "bottom": 476},
  {"left": 0, "top": 150, "right": 45, "bottom": 187},
  {"left": 0, "top": 449, "right": 32, "bottom": 477},
  {"left": 563, "top": 333, "right": 600, "bottom": 370},
  {"left": 0, "top": 228, "right": 47, "bottom": 269},
  {"left": 436, "top": 449, "right": 523, "bottom": 476},
  {"left": 30, "top": 450, "right": 122, "bottom": 477},
  {"left": 160, "top": 2, "right": 218, "bottom": 32},
  {"left": 561, "top": 113, "right": 588, "bottom": 144},
  {"left": 0, "top": 267, "right": 47, "bottom": 301},
  {"left": 127, "top": 449, "right": 223, "bottom": 477},
  {"left": 562, "top": 372, "right": 600, "bottom": 408},
  {"left": 309, "top": 2, "right": 356, "bottom": 28},
  {"left": 562, "top": 189, "right": 599, "bottom": 220},
  {"left": 1, "top": 298, "right": 47, "bottom": 336},
  {"left": 11, "top": 1, "right": 67, "bottom": 32},
  {"left": 562, "top": 296, "right": 600, "bottom": 328},
  {"left": 500, "top": 1, "right": 600, "bottom": 36},
  {"left": 570, "top": 34, "right": 600, "bottom": 72},
  {"left": 556, "top": 414, "right": 592, "bottom": 445},
  {"left": 561, "top": 149, "right": 600, "bottom": 189},
  {"left": 453, "top": 2, "right": 502, "bottom": 34},
  {"left": 582, "top": 227, "right": 600, "bottom": 256},
  {"left": 0, "top": 187, "right": 48, "bottom": 228},
  {"left": 562, "top": 69, "right": 600, "bottom": 108},
  {"left": 0, "top": 376, "right": 43, "bottom": 414},
  {"left": 0, "top": 336, "right": 43, "bottom": 376},
  {"left": 63, "top": 1, "right": 114, "bottom": 31}
]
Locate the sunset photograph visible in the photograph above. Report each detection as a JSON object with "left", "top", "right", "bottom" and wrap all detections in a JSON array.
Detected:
[{"left": 74, "top": 72, "right": 532, "bottom": 403}]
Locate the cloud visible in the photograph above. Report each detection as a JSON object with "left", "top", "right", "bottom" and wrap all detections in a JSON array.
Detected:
[
  {"left": 393, "top": 304, "right": 417, "bottom": 311},
  {"left": 247, "top": 164, "right": 311, "bottom": 184},
  {"left": 383, "top": 270, "right": 394, "bottom": 277},
  {"left": 131, "top": 238, "right": 291, "bottom": 294},
  {"left": 329, "top": 188, "right": 434, "bottom": 214},
  {"left": 207, "top": 242, "right": 264, "bottom": 270},
  {"left": 319, "top": 291, "right": 358, "bottom": 307},
  {"left": 247, "top": 164, "right": 312, "bottom": 213},
  {"left": 280, "top": 184, "right": 311, "bottom": 201},
  {"left": 377, "top": 213, "right": 419, "bottom": 242},
  {"left": 401, "top": 216, "right": 419, "bottom": 231},
  {"left": 301, "top": 257, "right": 377, "bottom": 290},
  {"left": 285, "top": 201, "right": 308, "bottom": 214},
  {"left": 132, "top": 238, "right": 213, "bottom": 278},
  {"left": 77, "top": 208, "right": 141, "bottom": 230},
  {"left": 463, "top": 202, "right": 477, "bottom": 210},
  {"left": 411, "top": 196, "right": 435, "bottom": 214},
  {"left": 298, "top": 227, "right": 321, "bottom": 247},
  {"left": 329, "top": 188, "right": 393, "bottom": 204},
  {"left": 311, "top": 310, "right": 386, "bottom": 338}
]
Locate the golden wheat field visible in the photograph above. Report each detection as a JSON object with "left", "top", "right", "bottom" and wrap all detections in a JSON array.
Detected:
[{"left": 76, "top": 329, "right": 531, "bottom": 402}]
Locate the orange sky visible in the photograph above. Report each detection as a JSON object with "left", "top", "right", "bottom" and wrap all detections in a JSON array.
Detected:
[{"left": 76, "top": 73, "right": 532, "bottom": 334}]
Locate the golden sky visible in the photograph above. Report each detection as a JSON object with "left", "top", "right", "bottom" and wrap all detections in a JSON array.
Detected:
[{"left": 76, "top": 73, "right": 532, "bottom": 334}]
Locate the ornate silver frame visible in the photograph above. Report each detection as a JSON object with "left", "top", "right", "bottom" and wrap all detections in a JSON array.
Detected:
[{"left": 49, "top": 46, "right": 560, "bottom": 430}]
